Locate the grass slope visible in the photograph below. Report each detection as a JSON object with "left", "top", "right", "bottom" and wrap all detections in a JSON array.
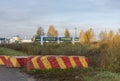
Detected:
[{"left": 0, "top": 47, "right": 27, "bottom": 56}]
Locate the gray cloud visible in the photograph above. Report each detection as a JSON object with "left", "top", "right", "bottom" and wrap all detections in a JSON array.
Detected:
[{"left": 0, "top": 0, "right": 120, "bottom": 38}]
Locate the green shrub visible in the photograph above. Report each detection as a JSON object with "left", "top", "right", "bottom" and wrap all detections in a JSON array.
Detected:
[{"left": 0, "top": 43, "right": 100, "bottom": 56}]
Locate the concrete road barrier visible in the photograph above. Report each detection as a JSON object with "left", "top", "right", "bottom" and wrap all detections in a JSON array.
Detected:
[
  {"left": 0, "top": 55, "right": 9, "bottom": 65},
  {"left": 6, "top": 56, "right": 28, "bottom": 67},
  {"left": 0, "top": 55, "right": 89, "bottom": 71},
  {"left": 27, "top": 56, "right": 88, "bottom": 71}
]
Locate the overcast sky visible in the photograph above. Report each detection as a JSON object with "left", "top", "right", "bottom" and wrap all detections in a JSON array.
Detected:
[{"left": 0, "top": 0, "right": 120, "bottom": 39}]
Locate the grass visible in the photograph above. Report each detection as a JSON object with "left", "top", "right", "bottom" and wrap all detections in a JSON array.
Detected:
[
  {"left": 24, "top": 67, "right": 120, "bottom": 81},
  {"left": 0, "top": 47, "right": 28, "bottom": 56},
  {"left": 85, "top": 71, "right": 120, "bottom": 81}
]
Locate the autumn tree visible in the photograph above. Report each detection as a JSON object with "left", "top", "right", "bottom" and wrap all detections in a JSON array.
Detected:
[
  {"left": 79, "top": 28, "right": 95, "bottom": 44},
  {"left": 64, "top": 28, "right": 70, "bottom": 37},
  {"left": 108, "top": 30, "right": 114, "bottom": 41},
  {"left": 84, "top": 28, "right": 94, "bottom": 43},
  {"left": 99, "top": 31, "right": 108, "bottom": 41},
  {"left": 54, "top": 30, "right": 58, "bottom": 37},
  {"left": 36, "top": 27, "right": 45, "bottom": 36},
  {"left": 47, "top": 25, "right": 58, "bottom": 37},
  {"left": 79, "top": 30, "right": 85, "bottom": 44},
  {"left": 113, "top": 29, "right": 120, "bottom": 42},
  {"left": 113, "top": 33, "right": 120, "bottom": 42}
]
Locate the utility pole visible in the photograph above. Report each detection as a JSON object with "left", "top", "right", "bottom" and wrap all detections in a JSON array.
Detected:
[{"left": 75, "top": 27, "right": 77, "bottom": 37}]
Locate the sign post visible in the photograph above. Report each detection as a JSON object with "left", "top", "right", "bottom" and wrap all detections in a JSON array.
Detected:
[
  {"left": 41, "top": 36, "right": 43, "bottom": 45},
  {"left": 59, "top": 37, "right": 72, "bottom": 41}
]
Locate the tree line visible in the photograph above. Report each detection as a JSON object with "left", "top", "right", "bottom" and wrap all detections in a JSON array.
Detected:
[{"left": 34, "top": 24, "right": 120, "bottom": 44}]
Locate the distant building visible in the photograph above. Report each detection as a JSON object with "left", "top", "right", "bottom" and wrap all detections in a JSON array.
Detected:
[
  {"left": 9, "top": 36, "right": 21, "bottom": 43},
  {"left": 0, "top": 38, "right": 8, "bottom": 44}
]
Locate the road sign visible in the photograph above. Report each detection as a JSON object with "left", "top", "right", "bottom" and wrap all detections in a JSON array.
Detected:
[
  {"left": 35, "top": 36, "right": 41, "bottom": 41},
  {"left": 59, "top": 37, "right": 72, "bottom": 41},
  {"left": 0, "top": 38, "right": 5, "bottom": 40},
  {"left": 43, "top": 37, "right": 58, "bottom": 41},
  {"left": 74, "top": 37, "right": 79, "bottom": 41}
]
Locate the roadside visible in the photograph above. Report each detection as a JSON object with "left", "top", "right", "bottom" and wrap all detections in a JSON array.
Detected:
[
  {"left": 0, "top": 66, "right": 36, "bottom": 81},
  {"left": 1, "top": 43, "right": 120, "bottom": 81}
]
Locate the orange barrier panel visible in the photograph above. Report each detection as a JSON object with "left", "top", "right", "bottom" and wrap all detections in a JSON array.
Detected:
[
  {"left": 0, "top": 55, "right": 9, "bottom": 65},
  {"left": 27, "top": 56, "right": 88, "bottom": 71},
  {"left": 6, "top": 56, "right": 28, "bottom": 68}
]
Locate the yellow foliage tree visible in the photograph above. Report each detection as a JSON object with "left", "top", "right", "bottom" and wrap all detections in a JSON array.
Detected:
[
  {"left": 47, "top": 24, "right": 58, "bottom": 37},
  {"left": 64, "top": 28, "right": 70, "bottom": 37},
  {"left": 99, "top": 30, "right": 120, "bottom": 44},
  {"left": 79, "top": 28, "right": 94, "bottom": 44},
  {"left": 108, "top": 30, "right": 114, "bottom": 41},
  {"left": 79, "top": 30, "right": 85, "bottom": 44},
  {"left": 113, "top": 29, "right": 120, "bottom": 42},
  {"left": 84, "top": 28, "right": 94, "bottom": 43},
  {"left": 99, "top": 31, "right": 108, "bottom": 41},
  {"left": 54, "top": 30, "right": 58, "bottom": 37}
]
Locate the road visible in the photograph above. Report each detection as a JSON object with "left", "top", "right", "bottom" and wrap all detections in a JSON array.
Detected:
[{"left": 0, "top": 66, "right": 36, "bottom": 81}]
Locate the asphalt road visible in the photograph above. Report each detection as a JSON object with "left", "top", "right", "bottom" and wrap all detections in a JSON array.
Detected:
[{"left": 0, "top": 66, "right": 36, "bottom": 81}]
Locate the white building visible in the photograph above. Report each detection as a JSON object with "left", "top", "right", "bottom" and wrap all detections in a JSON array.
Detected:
[{"left": 21, "top": 40, "right": 32, "bottom": 43}]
